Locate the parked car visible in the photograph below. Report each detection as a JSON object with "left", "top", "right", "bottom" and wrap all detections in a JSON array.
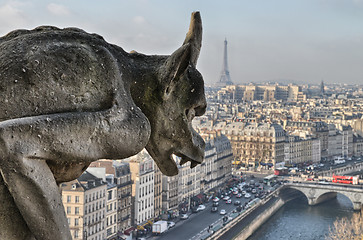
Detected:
[
  {"left": 226, "top": 199, "right": 232, "bottom": 204},
  {"left": 180, "top": 214, "right": 189, "bottom": 220},
  {"left": 167, "top": 221, "right": 175, "bottom": 229},
  {"left": 211, "top": 206, "right": 218, "bottom": 213},
  {"left": 220, "top": 209, "right": 226, "bottom": 215},
  {"left": 197, "top": 205, "right": 206, "bottom": 211}
]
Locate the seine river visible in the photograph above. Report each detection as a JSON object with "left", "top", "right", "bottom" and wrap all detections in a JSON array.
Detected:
[{"left": 248, "top": 193, "right": 355, "bottom": 240}]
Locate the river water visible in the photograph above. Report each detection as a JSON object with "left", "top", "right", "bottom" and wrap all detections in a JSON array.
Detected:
[{"left": 248, "top": 193, "right": 355, "bottom": 240}]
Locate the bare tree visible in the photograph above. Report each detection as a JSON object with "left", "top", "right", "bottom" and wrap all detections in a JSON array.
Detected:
[{"left": 326, "top": 210, "right": 363, "bottom": 240}]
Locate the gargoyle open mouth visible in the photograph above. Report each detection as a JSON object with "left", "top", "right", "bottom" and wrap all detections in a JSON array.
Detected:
[{"left": 174, "top": 152, "right": 201, "bottom": 169}]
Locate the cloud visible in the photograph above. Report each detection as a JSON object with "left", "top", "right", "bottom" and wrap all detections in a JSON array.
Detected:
[
  {"left": 0, "top": 3, "right": 28, "bottom": 34},
  {"left": 132, "top": 16, "right": 146, "bottom": 24},
  {"left": 47, "top": 3, "right": 70, "bottom": 16}
]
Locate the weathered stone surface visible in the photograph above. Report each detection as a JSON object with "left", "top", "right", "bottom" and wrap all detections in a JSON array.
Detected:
[{"left": 0, "top": 12, "right": 206, "bottom": 239}]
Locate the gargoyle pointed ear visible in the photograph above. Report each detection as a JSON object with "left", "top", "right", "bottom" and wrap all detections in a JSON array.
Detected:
[
  {"left": 183, "top": 11, "right": 202, "bottom": 66},
  {"left": 159, "top": 12, "right": 202, "bottom": 84}
]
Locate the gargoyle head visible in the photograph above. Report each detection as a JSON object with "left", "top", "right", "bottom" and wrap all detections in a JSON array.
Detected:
[{"left": 132, "top": 12, "right": 206, "bottom": 176}]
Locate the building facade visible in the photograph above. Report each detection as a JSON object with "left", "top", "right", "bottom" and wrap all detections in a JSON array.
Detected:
[
  {"left": 61, "top": 171, "right": 107, "bottom": 240},
  {"left": 161, "top": 174, "right": 179, "bottom": 219},
  {"left": 217, "top": 84, "right": 306, "bottom": 102},
  {"left": 88, "top": 160, "right": 133, "bottom": 235},
  {"left": 128, "top": 151, "right": 155, "bottom": 227},
  {"left": 217, "top": 122, "right": 285, "bottom": 169}
]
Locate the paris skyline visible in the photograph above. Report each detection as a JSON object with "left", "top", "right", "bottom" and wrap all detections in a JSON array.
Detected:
[{"left": 1, "top": 0, "right": 363, "bottom": 85}]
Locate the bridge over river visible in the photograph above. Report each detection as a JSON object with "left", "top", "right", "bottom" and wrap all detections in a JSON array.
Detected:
[{"left": 279, "top": 182, "right": 363, "bottom": 210}]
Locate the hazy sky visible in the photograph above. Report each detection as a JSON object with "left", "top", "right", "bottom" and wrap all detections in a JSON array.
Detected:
[{"left": 1, "top": 0, "right": 363, "bottom": 85}]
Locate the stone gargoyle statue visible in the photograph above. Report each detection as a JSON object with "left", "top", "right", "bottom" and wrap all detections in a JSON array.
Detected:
[{"left": 0, "top": 12, "right": 206, "bottom": 240}]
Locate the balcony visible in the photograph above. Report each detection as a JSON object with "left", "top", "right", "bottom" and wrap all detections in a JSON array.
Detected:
[
  {"left": 121, "top": 192, "right": 131, "bottom": 198},
  {"left": 118, "top": 180, "right": 133, "bottom": 188}
]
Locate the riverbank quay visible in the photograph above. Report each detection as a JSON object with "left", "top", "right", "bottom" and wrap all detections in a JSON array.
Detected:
[{"left": 205, "top": 187, "right": 285, "bottom": 240}]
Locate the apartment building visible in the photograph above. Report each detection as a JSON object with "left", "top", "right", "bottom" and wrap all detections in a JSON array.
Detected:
[
  {"left": 88, "top": 160, "right": 133, "bottom": 234},
  {"left": 284, "top": 120, "right": 329, "bottom": 160},
  {"left": 161, "top": 174, "right": 179, "bottom": 219},
  {"left": 284, "top": 135, "right": 321, "bottom": 165},
  {"left": 200, "top": 140, "right": 218, "bottom": 192},
  {"left": 154, "top": 166, "right": 162, "bottom": 220},
  {"left": 61, "top": 171, "right": 107, "bottom": 240},
  {"left": 217, "top": 84, "right": 306, "bottom": 102},
  {"left": 105, "top": 183, "right": 118, "bottom": 239},
  {"left": 128, "top": 150, "right": 155, "bottom": 226},
  {"left": 217, "top": 122, "right": 285, "bottom": 169},
  {"left": 178, "top": 157, "right": 201, "bottom": 209},
  {"left": 198, "top": 130, "right": 233, "bottom": 190}
]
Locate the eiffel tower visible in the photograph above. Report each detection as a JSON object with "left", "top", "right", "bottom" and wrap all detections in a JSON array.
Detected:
[{"left": 218, "top": 38, "right": 233, "bottom": 86}]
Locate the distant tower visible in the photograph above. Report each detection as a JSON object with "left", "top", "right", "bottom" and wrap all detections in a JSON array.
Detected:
[
  {"left": 218, "top": 38, "right": 233, "bottom": 86},
  {"left": 320, "top": 80, "right": 325, "bottom": 95}
]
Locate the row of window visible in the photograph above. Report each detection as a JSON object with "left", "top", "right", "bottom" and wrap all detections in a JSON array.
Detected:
[
  {"left": 106, "top": 214, "right": 117, "bottom": 226},
  {"left": 138, "top": 197, "right": 153, "bottom": 212},
  {"left": 137, "top": 209, "right": 154, "bottom": 224},
  {"left": 138, "top": 183, "right": 154, "bottom": 198},
  {"left": 67, "top": 206, "right": 80, "bottom": 214},
  {"left": 85, "top": 214, "right": 105, "bottom": 227},
  {"left": 85, "top": 200, "right": 105, "bottom": 214},
  {"left": 107, "top": 202, "right": 117, "bottom": 212},
  {"left": 85, "top": 190, "right": 106, "bottom": 203},
  {"left": 66, "top": 195, "right": 80, "bottom": 203}
]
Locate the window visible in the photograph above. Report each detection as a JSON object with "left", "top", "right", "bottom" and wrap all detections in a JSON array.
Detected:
[
  {"left": 67, "top": 195, "right": 71, "bottom": 203},
  {"left": 75, "top": 207, "right": 79, "bottom": 214},
  {"left": 74, "top": 230, "right": 78, "bottom": 238},
  {"left": 75, "top": 218, "right": 79, "bottom": 226},
  {"left": 108, "top": 190, "right": 112, "bottom": 200},
  {"left": 75, "top": 196, "right": 80, "bottom": 203},
  {"left": 67, "top": 207, "right": 71, "bottom": 214}
]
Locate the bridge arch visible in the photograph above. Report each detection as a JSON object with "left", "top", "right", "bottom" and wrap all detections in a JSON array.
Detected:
[
  {"left": 278, "top": 186, "right": 307, "bottom": 202},
  {"left": 280, "top": 184, "right": 363, "bottom": 211}
]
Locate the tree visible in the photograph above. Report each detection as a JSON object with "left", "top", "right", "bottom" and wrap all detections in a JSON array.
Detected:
[{"left": 326, "top": 210, "right": 363, "bottom": 240}]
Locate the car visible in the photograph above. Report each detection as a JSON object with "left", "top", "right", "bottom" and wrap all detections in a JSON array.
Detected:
[
  {"left": 233, "top": 191, "right": 238, "bottom": 195},
  {"left": 236, "top": 193, "right": 242, "bottom": 198},
  {"left": 213, "top": 202, "right": 219, "bottom": 207},
  {"left": 236, "top": 206, "right": 243, "bottom": 212},
  {"left": 213, "top": 197, "right": 220, "bottom": 202},
  {"left": 223, "top": 196, "right": 230, "bottom": 200},
  {"left": 226, "top": 199, "right": 232, "bottom": 204},
  {"left": 220, "top": 209, "right": 226, "bottom": 215},
  {"left": 167, "top": 221, "right": 175, "bottom": 229},
  {"left": 211, "top": 206, "right": 218, "bottom": 212},
  {"left": 191, "top": 207, "right": 198, "bottom": 213},
  {"left": 244, "top": 193, "right": 251, "bottom": 198},
  {"left": 234, "top": 200, "right": 241, "bottom": 205},
  {"left": 252, "top": 189, "right": 257, "bottom": 194},
  {"left": 197, "top": 204, "right": 206, "bottom": 211},
  {"left": 242, "top": 190, "right": 247, "bottom": 195},
  {"left": 180, "top": 214, "right": 189, "bottom": 220}
]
